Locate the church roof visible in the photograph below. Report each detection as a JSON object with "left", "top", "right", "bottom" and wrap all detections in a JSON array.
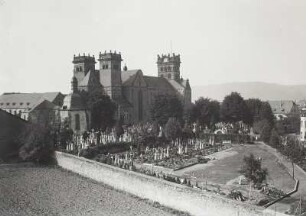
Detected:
[
  {"left": 0, "top": 92, "right": 62, "bottom": 110},
  {"left": 79, "top": 70, "right": 100, "bottom": 87},
  {"left": 62, "top": 93, "right": 85, "bottom": 110},
  {"left": 79, "top": 71, "right": 91, "bottom": 86},
  {"left": 143, "top": 76, "right": 175, "bottom": 90},
  {"left": 121, "top": 70, "right": 140, "bottom": 83}
]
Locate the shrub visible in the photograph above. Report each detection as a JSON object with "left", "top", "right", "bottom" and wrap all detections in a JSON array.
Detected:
[
  {"left": 18, "top": 124, "right": 56, "bottom": 164},
  {"left": 241, "top": 153, "right": 268, "bottom": 186},
  {"left": 165, "top": 117, "right": 182, "bottom": 141},
  {"left": 269, "top": 128, "right": 281, "bottom": 149}
]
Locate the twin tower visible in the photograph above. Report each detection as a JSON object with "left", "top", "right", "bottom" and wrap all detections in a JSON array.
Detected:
[{"left": 72, "top": 51, "right": 182, "bottom": 99}]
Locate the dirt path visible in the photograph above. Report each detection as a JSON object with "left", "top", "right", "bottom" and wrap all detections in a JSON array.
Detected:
[
  {"left": 0, "top": 164, "right": 176, "bottom": 216},
  {"left": 260, "top": 142, "right": 306, "bottom": 214}
]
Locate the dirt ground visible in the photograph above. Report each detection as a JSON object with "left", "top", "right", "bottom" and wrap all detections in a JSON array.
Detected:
[{"left": 0, "top": 163, "right": 178, "bottom": 216}]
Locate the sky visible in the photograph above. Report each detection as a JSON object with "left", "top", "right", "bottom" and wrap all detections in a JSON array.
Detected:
[{"left": 0, "top": 0, "right": 306, "bottom": 94}]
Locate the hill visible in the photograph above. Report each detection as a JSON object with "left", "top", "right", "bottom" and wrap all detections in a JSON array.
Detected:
[{"left": 192, "top": 82, "right": 306, "bottom": 102}]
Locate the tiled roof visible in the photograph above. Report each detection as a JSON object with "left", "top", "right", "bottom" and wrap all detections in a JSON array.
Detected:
[
  {"left": 0, "top": 92, "right": 62, "bottom": 110},
  {"left": 143, "top": 76, "right": 175, "bottom": 90},
  {"left": 121, "top": 70, "right": 140, "bottom": 83},
  {"left": 79, "top": 71, "right": 91, "bottom": 86},
  {"left": 62, "top": 93, "right": 85, "bottom": 110},
  {"left": 268, "top": 100, "right": 297, "bottom": 115},
  {"left": 29, "top": 99, "right": 57, "bottom": 112}
]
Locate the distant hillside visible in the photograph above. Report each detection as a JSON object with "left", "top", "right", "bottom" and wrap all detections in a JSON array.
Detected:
[{"left": 192, "top": 82, "right": 306, "bottom": 102}]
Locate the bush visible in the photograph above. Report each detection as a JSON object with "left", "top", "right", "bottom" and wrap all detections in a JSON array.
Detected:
[
  {"left": 164, "top": 117, "right": 182, "bottom": 141},
  {"left": 269, "top": 128, "right": 281, "bottom": 149},
  {"left": 18, "top": 124, "right": 56, "bottom": 164},
  {"left": 241, "top": 153, "right": 268, "bottom": 186}
]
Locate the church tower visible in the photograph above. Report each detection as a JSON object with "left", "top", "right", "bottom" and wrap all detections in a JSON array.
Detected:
[
  {"left": 98, "top": 51, "right": 122, "bottom": 100},
  {"left": 72, "top": 54, "right": 96, "bottom": 86},
  {"left": 157, "top": 53, "right": 181, "bottom": 82}
]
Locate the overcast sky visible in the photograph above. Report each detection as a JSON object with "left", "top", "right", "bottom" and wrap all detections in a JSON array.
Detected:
[{"left": 0, "top": 0, "right": 305, "bottom": 94}]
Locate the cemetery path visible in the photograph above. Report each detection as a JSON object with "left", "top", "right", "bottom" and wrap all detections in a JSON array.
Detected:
[
  {"left": 261, "top": 142, "right": 306, "bottom": 214},
  {"left": 0, "top": 163, "right": 175, "bottom": 216}
]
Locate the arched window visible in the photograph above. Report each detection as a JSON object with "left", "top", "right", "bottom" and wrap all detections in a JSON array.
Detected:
[
  {"left": 75, "top": 114, "right": 80, "bottom": 130},
  {"left": 168, "top": 74, "right": 171, "bottom": 79}
]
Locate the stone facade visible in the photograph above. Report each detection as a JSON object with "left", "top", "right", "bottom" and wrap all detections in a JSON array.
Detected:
[
  {"left": 68, "top": 51, "right": 192, "bottom": 125},
  {"left": 60, "top": 77, "right": 90, "bottom": 134}
]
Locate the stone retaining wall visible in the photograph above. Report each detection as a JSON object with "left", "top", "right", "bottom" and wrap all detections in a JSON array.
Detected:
[{"left": 55, "top": 151, "right": 286, "bottom": 216}]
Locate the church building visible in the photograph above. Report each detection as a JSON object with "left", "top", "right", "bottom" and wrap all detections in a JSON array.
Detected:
[{"left": 63, "top": 51, "right": 192, "bottom": 131}]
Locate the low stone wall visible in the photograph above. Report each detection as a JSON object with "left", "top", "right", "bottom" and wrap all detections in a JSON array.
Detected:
[{"left": 55, "top": 151, "right": 286, "bottom": 216}]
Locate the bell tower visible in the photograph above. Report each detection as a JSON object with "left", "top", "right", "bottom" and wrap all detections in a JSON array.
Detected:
[
  {"left": 98, "top": 51, "right": 122, "bottom": 100},
  {"left": 72, "top": 53, "right": 96, "bottom": 86},
  {"left": 157, "top": 53, "right": 181, "bottom": 82}
]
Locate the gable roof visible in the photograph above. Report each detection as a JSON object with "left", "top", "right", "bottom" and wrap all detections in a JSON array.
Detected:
[
  {"left": 0, "top": 92, "right": 62, "bottom": 110},
  {"left": 29, "top": 99, "right": 58, "bottom": 112},
  {"left": 121, "top": 70, "right": 140, "bottom": 83},
  {"left": 143, "top": 76, "right": 175, "bottom": 91},
  {"left": 268, "top": 100, "right": 298, "bottom": 115}
]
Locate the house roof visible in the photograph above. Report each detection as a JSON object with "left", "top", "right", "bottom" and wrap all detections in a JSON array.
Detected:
[
  {"left": 268, "top": 100, "right": 297, "bottom": 115},
  {"left": 0, "top": 92, "right": 62, "bottom": 110},
  {"left": 29, "top": 99, "right": 58, "bottom": 112}
]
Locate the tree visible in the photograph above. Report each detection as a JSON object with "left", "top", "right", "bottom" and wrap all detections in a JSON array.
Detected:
[
  {"left": 220, "top": 92, "right": 251, "bottom": 125},
  {"left": 164, "top": 117, "right": 182, "bottom": 142},
  {"left": 19, "top": 124, "right": 56, "bottom": 164},
  {"left": 150, "top": 94, "right": 183, "bottom": 125},
  {"left": 59, "top": 126, "right": 74, "bottom": 149},
  {"left": 276, "top": 116, "right": 300, "bottom": 135},
  {"left": 258, "top": 102, "right": 274, "bottom": 127},
  {"left": 241, "top": 153, "right": 268, "bottom": 186},
  {"left": 253, "top": 119, "right": 272, "bottom": 143},
  {"left": 245, "top": 98, "right": 262, "bottom": 125},
  {"left": 283, "top": 136, "right": 305, "bottom": 179},
  {"left": 269, "top": 128, "right": 282, "bottom": 149},
  {"left": 115, "top": 119, "right": 124, "bottom": 141},
  {"left": 192, "top": 97, "right": 220, "bottom": 128},
  {"left": 91, "top": 95, "right": 117, "bottom": 131}
]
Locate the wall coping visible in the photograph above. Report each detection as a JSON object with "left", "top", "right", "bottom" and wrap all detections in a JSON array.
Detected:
[{"left": 55, "top": 151, "right": 271, "bottom": 213}]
